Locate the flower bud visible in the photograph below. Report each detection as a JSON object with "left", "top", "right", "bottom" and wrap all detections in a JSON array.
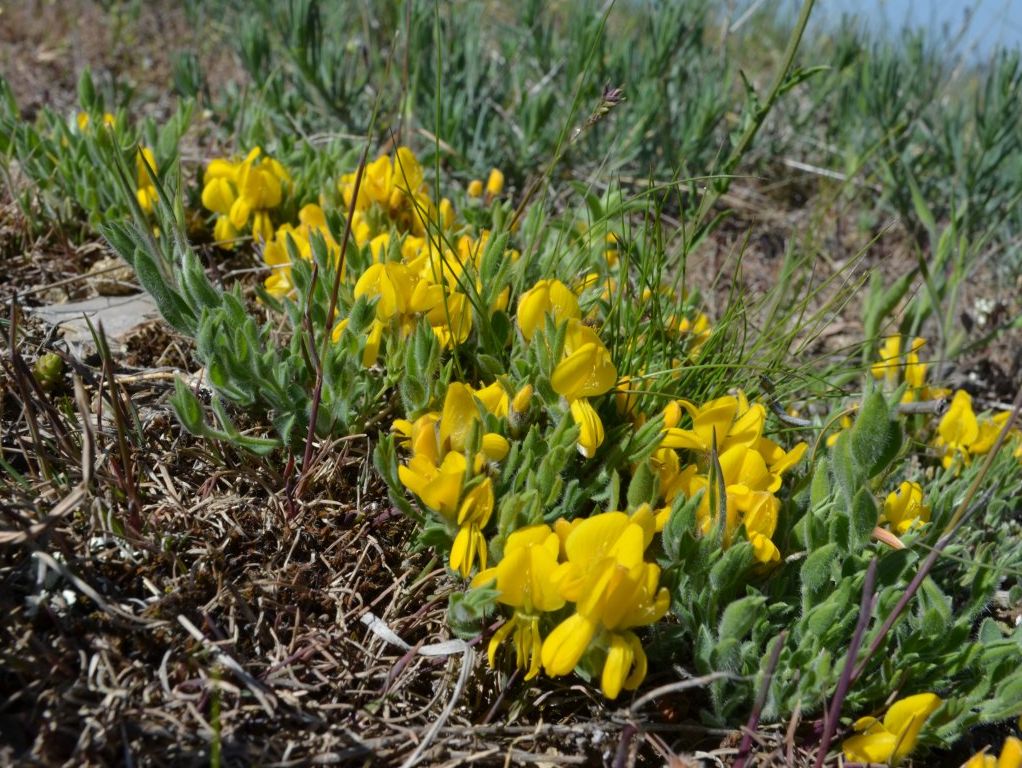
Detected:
[
  {"left": 467, "top": 179, "right": 483, "bottom": 198},
  {"left": 486, "top": 168, "right": 505, "bottom": 196},
  {"left": 509, "top": 384, "right": 534, "bottom": 436},
  {"left": 33, "top": 353, "right": 63, "bottom": 390}
]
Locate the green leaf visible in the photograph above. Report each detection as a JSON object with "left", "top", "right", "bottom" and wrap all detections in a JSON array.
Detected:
[
  {"left": 626, "top": 460, "right": 657, "bottom": 509},
  {"left": 850, "top": 389, "right": 902, "bottom": 478},
  {"left": 718, "top": 595, "right": 766, "bottom": 642},
  {"left": 849, "top": 489, "right": 878, "bottom": 551},
  {"left": 809, "top": 456, "right": 831, "bottom": 511},
  {"left": 801, "top": 543, "right": 838, "bottom": 597},
  {"left": 170, "top": 377, "right": 205, "bottom": 434}
]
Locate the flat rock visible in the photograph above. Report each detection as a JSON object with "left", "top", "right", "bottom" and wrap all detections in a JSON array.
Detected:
[{"left": 28, "top": 293, "right": 162, "bottom": 354}]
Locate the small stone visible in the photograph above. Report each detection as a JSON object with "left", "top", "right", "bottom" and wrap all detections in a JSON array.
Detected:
[{"left": 87, "top": 256, "right": 137, "bottom": 296}]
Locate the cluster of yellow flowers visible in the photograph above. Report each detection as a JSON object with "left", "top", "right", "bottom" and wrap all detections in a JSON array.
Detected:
[
  {"left": 473, "top": 507, "right": 669, "bottom": 699},
  {"left": 215, "top": 146, "right": 517, "bottom": 362},
  {"left": 201, "top": 146, "right": 292, "bottom": 245},
  {"left": 871, "top": 335, "right": 949, "bottom": 403},
  {"left": 936, "top": 389, "right": 1022, "bottom": 469},
  {"left": 394, "top": 380, "right": 512, "bottom": 578},
  {"left": 518, "top": 278, "right": 616, "bottom": 457},
  {"left": 655, "top": 393, "right": 807, "bottom": 564},
  {"left": 867, "top": 334, "right": 1020, "bottom": 466},
  {"left": 387, "top": 261, "right": 806, "bottom": 696}
]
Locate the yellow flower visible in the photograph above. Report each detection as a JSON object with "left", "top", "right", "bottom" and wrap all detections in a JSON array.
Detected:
[
  {"left": 354, "top": 262, "right": 416, "bottom": 321},
  {"left": 473, "top": 524, "right": 567, "bottom": 679},
  {"left": 936, "top": 390, "right": 983, "bottom": 468},
  {"left": 551, "top": 321, "right": 617, "bottom": 401},
  {"left": 397, "top": 451, "right": 468, "bottom": 520},
  {"left": 570, "top": 398, "right": 605, "bottom": 458},
  {"left": 541, "top": 510, "right": 668, "bottom": 699},
  {"left": 262, "top": 204, "right": 341, "bottom": 300},
  {"left": 486, "top": 168, "right": 505, "bottom": 196},
  {"left": 511, "top": 384, "right": 533, "bottom": 415},
  {"left": 202, "top": 147, "right": 289, "bottom": 244},
  {"left": 467, "top": 179, "right": 483, "bottom": 198},
  {"left": 660, "top": 393, "right": 765, "bottom": 454},
  {"left": 135, "top": 147, "right": 158, "bottom": 214},
  {"left": 340, "top": 147, "right": 433, "bottom": 237},
  {"left": 963, "top": 736, "right": 1022, "bottom": 768},
  {"left": 882, "top": 481, "right": 930, "bottom": 534},
  {"left": 451, "top": 477, "right": 495, "bottom": 577},
  {"left": 201, "top": 177, "right": 236, "bottom": 216},
  {"left": 872, "top": 335, "right": 904, "bottom": 386},
  {"left": 516, "top": 279, "right": 581, "bottom": 341},
  {"left": 842, "top": 693, "right": 942, "bottom": 765},
  {"left": 550, "top": 321, "right": 616, "bottom": 458},
  {"left": 213, "top": 215, "right": 239, "bottom": 247}
]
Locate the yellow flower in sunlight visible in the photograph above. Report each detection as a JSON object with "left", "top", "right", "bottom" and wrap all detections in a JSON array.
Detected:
[
  {"left": 135, "top": 147, "right": 158, "bottom": 214},
  {"left": 467, "top": 178, "right": 483, "bottom": 198},
  {"left": 262, "top": 204, "right": 340, "bottom": 300},
  {"left": 511, "top": 384, "right": 533, "bottom": 416},
  {"left": 354, "top": 262, "right": 417, "bottom": 321},
  {"left": 541, "top": 509, "right": 668, "bottom": 699},
  {"left": 340, "top": 147, "right": 433, "bottom": 237},
  {"left": 963, "top": 736, "right": 1022, "bottom": 768},
  {"left": 934, "top": 389, "right": 1005, "bottom": 469},
  {"left": 842, "top": 693, "right": 942, "bottom": 765},
  {"left": 551, "top": 321, "right": 617, "bottom": 401},
  {"left": 473, "top": 524, "right": 567, "bottom": 679},
  {"left": 872, "top": 335, "right": 904, "bottom": 386},
  {"left": 451, "top": 477, "right": 495, "bottom": 578},
  {"left": 570, "top": 398, "right": 605, "bottom": 458},
  {"left": 882, "top": 481, "right": 930, "bottom": 534},
  {"left": 202, "top": 147, "right": 289, "bottom": 244},
  {"left": 660, "top": 392, "right": 765, "bottom": 454},
  {"left": 397, "top": 451, "right": 468, "bottom": 520},
  {"left": 517, "top": 279, "right": 581, "bottom": 341},
  {"left": 551, "top": 321, "right": 617, "bottom": 458},
  {"left": 486, "top": 168, "right": 505, "bottom": 196}
]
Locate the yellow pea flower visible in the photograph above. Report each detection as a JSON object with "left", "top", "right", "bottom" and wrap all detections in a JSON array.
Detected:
[
  {"left": 842, "top": 693, "right": 942, "bottom": 765},
  {"left": 516, "top": 279, "right": 581, "bottom": 341},
  {"left": 963, "top": 736, "right": 1022, "bottom": 768},
  {"left": 569, "top": 398, "right": 605, "bottom": 458},
  {"left": 451, "top": 477, "right": 495, "bottom": 577},
  {"left": 551, "top": 321, "right": 617, "bottom": 400},
  {"left": 135, "top": 147, "right": 158, "bottom": 214},
  {"left": 201, "top": 177, "right": 236, "bottom": 216},
  {"left": 213, "top": 215, "right": 239, "bottom": 247},
  {"left": 936, "top": 390, "right": 981, "bottom": 467},
  {"left": 660, "top": 393, "right": 765, "bottom": 454},
  {"left": 541, "top": 510, "right": 668, "bottom": 699},
  {"left": 397, "top": 451, "right": 467, "bottom": 520},
  {"left": 473, "top": 524, "right": 567, "bottom": 679},
  {"left": 882, "top": 481, "right": 930, "bottom": 534},
  {"left": 872, "top": 335, "right": 904, "bottom": 386},
  {"left": 474, "top": 381, "right": 510, "bottom": 418},
  {"left": 486, "top": 168, "right": 505, "bottom": 196},
  {"left": 467, "top": 179, "right": 483, "bottom": 198},
  {"left": 354, "top": 262, "right": 416, "bottom": 321},
  {"left": 511, "top": 384, "right": 533, "bottom": 415}
]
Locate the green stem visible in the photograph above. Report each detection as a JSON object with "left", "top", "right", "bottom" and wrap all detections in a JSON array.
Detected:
[{"left": 691, "top": 0, "right": 817, "bottom": 242}]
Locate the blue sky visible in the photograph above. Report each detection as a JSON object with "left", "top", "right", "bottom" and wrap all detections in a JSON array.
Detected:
[{"left": 741, "top": 0, "right": 1022, "bottom": 59}]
